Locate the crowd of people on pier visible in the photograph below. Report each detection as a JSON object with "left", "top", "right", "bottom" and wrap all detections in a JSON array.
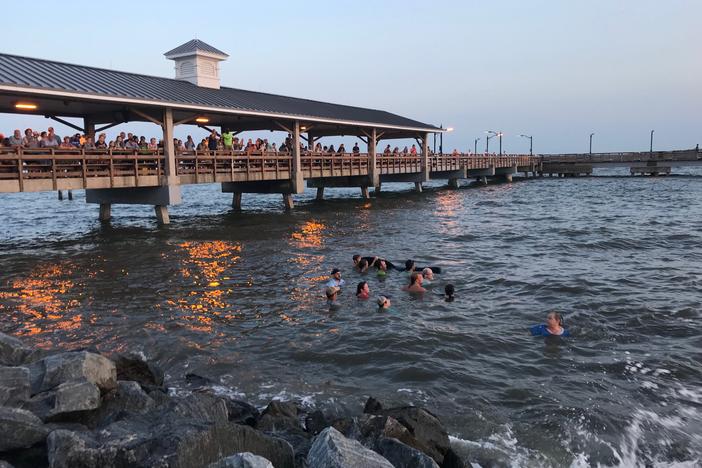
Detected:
[
  {"left": 322, "top": 255, "right": 569, "bottom": 337},
  {"left": 0, "top": 126, "right": 498, "bottom": 158}
]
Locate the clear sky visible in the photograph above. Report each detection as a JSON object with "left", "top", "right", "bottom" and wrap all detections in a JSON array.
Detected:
[{"left": 1, "top": 0, "right": 699, "bottom": 153}]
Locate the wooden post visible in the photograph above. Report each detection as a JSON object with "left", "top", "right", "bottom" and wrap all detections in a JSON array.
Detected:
[
  {"left": 162, "top": 108, "right": 176, "bottom": 180},
  {"left": 99, "top": 203, "right": 111, "bottom": 221},
  {"left": 83, "top": 117, "right": 95, "bottom": 140},
  {"left": 155, "top": 205, "right": 170, "bottom": 224},
  {"left": 415, "top": 181, "right": 423, "bottom": 193},
  {"left": 291, "top": 121, "right": 303, "bottom": 193},
  {"left": 283, "top": 193, "right": 294, "bottom": 210},
  {"left": 232, "top": 193, "right": 242, "bottom": 210},
  {"left": 361, "top": 186, "right": 370, "bottom": 199},
  {"left": 448, "top": 178, "right": 460, "bottom": 189},
  {"left": 421, "top": 132, "right": 430, "bottom": 182},
  {"left": 316, "top": 187, "right": 324, "bottom": 201},
  {"left": 369, "top": 128, "right": 378, "bottom": 189}
]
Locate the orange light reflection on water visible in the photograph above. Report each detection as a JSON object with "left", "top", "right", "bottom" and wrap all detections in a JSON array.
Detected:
[{"left": 162, "top": 240, "right": 242, "bottom": 334}]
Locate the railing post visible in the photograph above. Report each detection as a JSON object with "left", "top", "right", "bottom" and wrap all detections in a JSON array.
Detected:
[
  {"left": 368, "top": 128, "right": 378, "bottom": 189},
  {"left": 421, "top": 132, "right": 430, "bottom": 183}
]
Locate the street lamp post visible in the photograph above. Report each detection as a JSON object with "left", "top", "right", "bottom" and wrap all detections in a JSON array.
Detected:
[
  {"left": 650, "top": 130, "right": 654, "bottom": 153},
  {"left": 520, "top": 134, "right": 533, "bottom": 155},
  {"left": 474, "top": 138, "right": 480, "bottom": 155},
  {"left": 498, "top": 132, "right": 503, "bottom": 156},
  {"left": 589, "top": 133, "right": 595, "bottom": 154},
  {"left": 486, "top": 133, "right": 495, "bottom": 153}
]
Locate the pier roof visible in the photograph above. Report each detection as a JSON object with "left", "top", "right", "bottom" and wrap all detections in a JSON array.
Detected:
[{"left": 0, "top": 53, "right": 440, "bottom": 137}]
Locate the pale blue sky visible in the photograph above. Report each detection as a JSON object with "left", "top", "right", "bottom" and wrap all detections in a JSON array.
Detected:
[{"left": 1, "top": 0, "right": 699, "bottom": 153}]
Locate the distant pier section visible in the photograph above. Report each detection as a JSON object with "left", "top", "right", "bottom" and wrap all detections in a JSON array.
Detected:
[{"left": 541, "top": 149, "right": 701, "bottom": 176}]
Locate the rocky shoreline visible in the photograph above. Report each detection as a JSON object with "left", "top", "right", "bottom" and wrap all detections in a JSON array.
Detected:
[{"left": 1, "top": 331, "right": 467, "bottom": 468}]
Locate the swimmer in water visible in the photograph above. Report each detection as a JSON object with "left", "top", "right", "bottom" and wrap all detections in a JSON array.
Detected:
[
  {"left": 356, "top": 281, "right": 370, "bottom": 299},
  {"left": 377, "top": 259, "right": 388, "bottom": 277},
  {"left": 377, "top": 295, "right": 391, "bottom": 309},
  {"left": 404, "top": 259, "right": 442, "bottom": 274},
  {"left": 326, "top": 286, "right": 340, "bottom": 309},
  {"left": 530, "top": 311, "right": 570, "bottom": 337},
  {"left": 403, "top": 272, "right": 426, "bottom": 293},
  {"left": 422, "top": 268, "right": 434, "bottom": 284},
  {"left": 444, "top": 284, "right": 455, "bottom": 302},
  {"left": 357, "top": 259, "right": 370, "bottom": 273}
]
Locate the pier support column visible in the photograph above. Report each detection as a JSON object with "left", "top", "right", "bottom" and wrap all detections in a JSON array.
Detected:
[
  {"left": 232, "top": 193, "right": 242, "bottom": 210},
  {"left": 68, "top": 190, "right": 73, "bottom": 200},
  {"left": 503, "top": 174, "right": 513, "bottom": 182},
  {"left": 316, "top": 187, "right": 324, "bottom": 201},
  {"left": 448, "top": 178, "right": 460, "bottom": 189},
  {"left": 283, "top": 193, "right": 294, "bottom": 210},
  {"left": 58, "top": 190, "right": 64, "bottom": 201},
  {"left": 361, "top": 186, "right": 370, "bottom": 199},
  {"left": 368, "top": 128, "right": 379, "bottom": 189},
  {"left": 155, "top": 205, "right": 170, "bottom": 225},
  {"left": 480, "top": 176, "right": 488, "bottom": 185},
  {"left": 99, "top": 203, "right": 111, "bottom": 221},
  {"left": 415, "top": 182, "right": 423, "bottom": 193},
  {"left": 291, "top": 121, "right": 304, "bottom": 194},
  {"left": 375, "top": 182, "right": 382, "bottom": 194},
  {"left": 421, "top": 132, "right": 430, "bottom": 183}
]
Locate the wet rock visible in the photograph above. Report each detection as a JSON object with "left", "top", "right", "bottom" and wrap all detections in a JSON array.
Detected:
[
  {"left": 0, "top": 460, "right": 15, "bottom": 468},
  {"left": 48, "top": 420, "right": 295, "bottom": 468},
  {"left": 305, "top": 410, "right": 330, "bottom": 435},
  {"left": 379, "top": 407, "right": 450, "bottom": 465},
  {"left": 307, "top": 427, "right": 394, "bottom": 468},
  {"left": 48, "top": 381, "right": 101, "bottom": 419},
  {"left": 256, "top": 400, "right": 302, "bottom": 432},
  {"left": 441, "top": 447, "right": 468, "bottom": 468},
  {"left": 114, "top": 353, "right": 164, "bottom": 389},
  {"left": 28, "top": 351, "right": 116, "bottom": 394},
  {"left": 330, "top": 417, "right": 361, "bottom": 440},
  {"left": 359, "top": 414, "right": 417, "bottom": 449},
  {"left": 185, "top": 372, "right": 217, "bottom": 386},
  {"left": 208, "top": 452, "right": 274, "bottom": 468},
  {"left": 170, "top": 391, "right": 229, "bottom": 425},
  {"left": 196, "top": 388, "right": 260, "bottom": 426},
  {"left": 0, "top": 366, "right": 30, "bottom": 406},
  {"left": 0, "top": 407, "right": 48, "bottom": 452},
  {"left": 363, "top": 397, "right": 383, "bottom": 414},
  {"left": 375, "top": 437, "right": 439, "bottom": 468},
  {"left": 74, "top": 380, "right": 155, "bottom": 429},
  {"left": 0, "top": 333, "right": 33, "bottom": 367}
]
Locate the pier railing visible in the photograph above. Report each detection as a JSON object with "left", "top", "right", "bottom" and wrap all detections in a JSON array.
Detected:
[
  {"left": 542, "top": 149, "right": 701, "bottom": 163},
  {"left": 0, "top": 147, "right": 540, "bottom": 192}
]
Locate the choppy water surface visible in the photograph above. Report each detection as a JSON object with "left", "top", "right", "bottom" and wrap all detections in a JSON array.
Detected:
[{"left": 1, "top": 172, "right": 701, "bottom": 467}]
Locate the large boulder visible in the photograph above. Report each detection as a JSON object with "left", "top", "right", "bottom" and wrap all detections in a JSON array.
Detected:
[
  {"left": 0, "top": 407, "right": 48, "bottom": 452},
  {"left": 375, "top": 437, "right": 439, "bottom": 468},
  {"left": 0, "top": 461, "right": 15, "bottom": 468},
  {"left": 169, "top": 392, "right": 230, "bottom": 425},
  {"left": 208, "top": 452, "right": 274, "bottom": 468},
  {"left": 359, "top": 414, "right": 417, "bottom": 449},
  {"left": 0, "top": 332, "right": 34, "bottom": 366},
  {"left": 114, "top": 353, "right": 164, "bottom": 389},
  {"left": 306, "top": 427, "right": 393, "bottom": 468},
  {"left": 87, "top": 380, "right": 156, "bottom": 428},
  {"left": 28, "top": 352, "right": 116, "bottom": 394},
  {"left": 256, "top": 400, "right": 302, "bottom": 432},
  {"left": 0, "top": 366, "right": 30, "bottom": 406},
  {"left": 377, "top": 406, "right": 450, "bottom": 465},
  {"left": 48, "top": 381, "right": 101, "bottom": 419},
  {"left": 48, "top": 414, "right": 295, "bottom": 468}
]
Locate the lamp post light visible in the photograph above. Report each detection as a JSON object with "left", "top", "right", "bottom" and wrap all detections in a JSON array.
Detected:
[
  {"left": 589, "top": 132, "right": 595, "bottom": 154},
  {"left": 485, "top": 131, "right": 497, "bottom": 153},
  {"left": 474, "top": 137, "right": 480, "bottom": 155},
  {"left": 439, "top": 127, "right": 454, "bottom": 155},
  {"left": 650, "top": 130, "right": 654, "bottom": 153},
  {"left": 487, "top": 131, "right": 502, "bottom": 155},
  {"left": 520, "top": 134, "right": 533, "bottom": 155},
  {"left": 498, "top": 132, "right": 503, "bottom": 155}
]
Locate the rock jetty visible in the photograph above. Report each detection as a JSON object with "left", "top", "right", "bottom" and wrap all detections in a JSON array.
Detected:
[{"left": 0, "top": 331, "right": 466, "bottom": 467}]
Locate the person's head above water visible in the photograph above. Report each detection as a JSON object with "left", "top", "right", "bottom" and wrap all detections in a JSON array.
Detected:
[
  {"left": 546, "top": 311, "right": 564, "bottom": 328},
  {"left": 409, "top": 272, "right": 423, "bottom": 286},
  {"left": 377, "top": 295, "right": 391, "bottom": 309},
  {"left": 358, "top": 259, "right": 369, "bottom": 271},
  {"left": 356, "top": 281, "right": 369, "bottom": 298},
  {"left": 444, "top": 284, "right": 455, "bottom": 301},
  {"left": 330, "top": 268, "right": 342, "bottom": 280},
  {"left": 422, "top": 268, "right": 434, "bottom": 280},
  {"left": 405, "top": 259, "right": 415, "bottom": 272},
  {"left": 352, "top": 255, "right": 361, "bottom": 265}
]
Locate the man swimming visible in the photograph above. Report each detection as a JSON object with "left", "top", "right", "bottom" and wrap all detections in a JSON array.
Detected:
[{"left": 530, "top": 311, "right": 570, "bottom": 337}]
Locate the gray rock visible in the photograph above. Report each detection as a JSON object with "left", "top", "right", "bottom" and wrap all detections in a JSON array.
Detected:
[
  {"left": 359, "top": 414, "right": 416, "bottom": 449},
  {"left": 0, "top": 366, "right": 30, "bottom": 406},
  {"left": 170, "top": 391, "right": 229, "bottom": 425},
  {"left": 0, "top": 332, "right": 33, "bottom": 366},
  {"left": 208, "top": 452, "right": 274, "bottom": 468},
  {"left": 47, "top": 416, "right": 295, "bottom": 468},
  {"left": 256, "top": 400, "right": 302, "bottom": 433},
  {"left": 307, "top": 427, "right": 393, "bottom": 468},
  {"left": 28, "top": 351, "right": 117, "bottom": 394},
  {"left": 0, "top": 407, "right": 48, "bottom": 452},
  {"left": 363, "top": 397, "right": 383, "bottom": 414},
  {"left": 114, "top": 353, "right": 164, "bottom": 388},
  {"left": 84, "top": 380, "right": 155, "bottom": 428},
  {"left": 0, "top": 460, "right": 15, "bottom": 468},
  {"left": 378, "top": 407, "right": 450, "bottom": 465},
  {"left": 441, "top": 448, "right": 468, "bottom": 468},
  {"left": 375, "top": 437, "right": 439, "bottom": 468},
  {"left": 49, "top": 381, "right": 101, "bottom": 418},
  {"left": 305, "top": 410, "right": 329, "bottom": 435}
]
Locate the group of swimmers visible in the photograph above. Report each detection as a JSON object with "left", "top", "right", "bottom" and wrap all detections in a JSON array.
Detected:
[{"left": 323, "top": 255, "right": 570, "bottom": 338}]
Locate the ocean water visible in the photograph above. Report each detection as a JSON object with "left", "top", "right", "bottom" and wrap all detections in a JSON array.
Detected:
[{"left": 1, "top": 170, "right": 701, "bottom": 466}]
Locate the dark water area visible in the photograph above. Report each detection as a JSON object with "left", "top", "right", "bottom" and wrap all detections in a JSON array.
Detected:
[{"left": 1, "top": 170, "right": 701, "bottom": 466}]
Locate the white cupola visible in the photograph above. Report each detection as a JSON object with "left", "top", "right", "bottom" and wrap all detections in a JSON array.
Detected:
[{"left": 164, "top": 39, "right": 229, "bottom": 89}]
